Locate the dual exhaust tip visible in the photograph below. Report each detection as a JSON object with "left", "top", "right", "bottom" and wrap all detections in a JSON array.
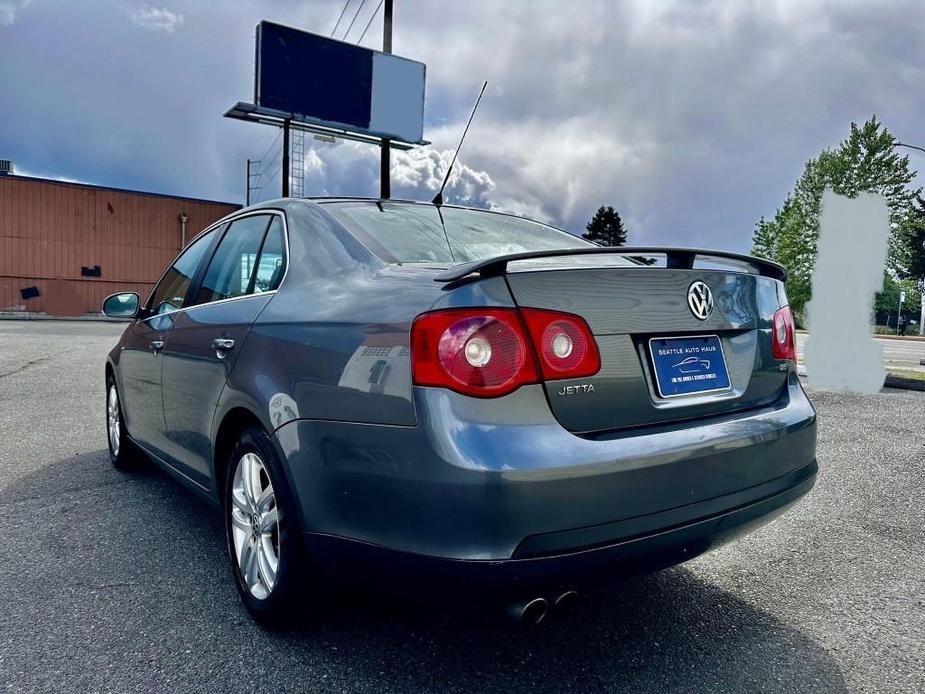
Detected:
[{"left": 508, "top": 590, "right": 579, "bottom": 625}]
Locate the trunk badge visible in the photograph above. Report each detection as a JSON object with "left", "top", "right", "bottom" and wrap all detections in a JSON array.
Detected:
[
  {"left": 687, "top": 281, "right": 714, "bottom": 320},
  {"left": 557, "top": 384, "right": 596, "bottom": 396}
]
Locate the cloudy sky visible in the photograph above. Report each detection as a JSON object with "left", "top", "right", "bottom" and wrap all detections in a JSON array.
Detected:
[{"left": 2, "top": 0, "right": 924, "bottom": 251}]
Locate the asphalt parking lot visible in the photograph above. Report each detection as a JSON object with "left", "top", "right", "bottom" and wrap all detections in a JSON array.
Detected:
[{"left": 1, "top": 320, "right": 923, "bottom": 694}]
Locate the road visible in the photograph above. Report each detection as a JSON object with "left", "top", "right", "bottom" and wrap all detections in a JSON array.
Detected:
[
  {"left": 796, "top": 332, "right": 925, "bottom": 373},
  {"left": 1, "top": 320, "right": 923, "bottom": 693}
]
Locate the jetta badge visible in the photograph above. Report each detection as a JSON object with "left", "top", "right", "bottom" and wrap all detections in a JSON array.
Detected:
[{"left": 687, "top": 281, "right": 713, "bottom": 321}]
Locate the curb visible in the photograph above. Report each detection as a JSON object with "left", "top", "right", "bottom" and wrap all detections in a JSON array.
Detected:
[{"left": 884, "top": 374, "right": 925, "bottom": 392}]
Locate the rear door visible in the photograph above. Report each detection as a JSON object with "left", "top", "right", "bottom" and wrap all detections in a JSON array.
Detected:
[
  {"left": 503, "top": 259, "right": 789, "bottom": 433},
  {"left": 160, "top": 213, "right": 287, "bottom": 485}
]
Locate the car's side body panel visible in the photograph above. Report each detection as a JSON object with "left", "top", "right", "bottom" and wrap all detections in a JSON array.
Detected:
[
  {"left": 236, "top": 270, "right": 516, "bottom": 432},
  {"left": 161, "top": 294, "right": 274, "bottom": 485}
]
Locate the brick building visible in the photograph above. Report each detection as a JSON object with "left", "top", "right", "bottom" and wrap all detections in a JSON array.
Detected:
[{"left": 0, "top": 173, "right": 239, "bottom": 316}]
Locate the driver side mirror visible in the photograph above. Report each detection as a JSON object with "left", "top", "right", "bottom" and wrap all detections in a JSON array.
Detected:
[{"left": 102, "top": 292, "right": 140, "bottom": 319}]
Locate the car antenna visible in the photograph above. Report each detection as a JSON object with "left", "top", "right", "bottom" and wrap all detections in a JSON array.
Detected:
[{"left": 432, "top": 80, "right": 488, "bottom": 207}]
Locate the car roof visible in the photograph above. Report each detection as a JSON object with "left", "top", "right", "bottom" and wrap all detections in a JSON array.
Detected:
[{"left": 304, "top": 196, "right": 561, "bottom": 230}]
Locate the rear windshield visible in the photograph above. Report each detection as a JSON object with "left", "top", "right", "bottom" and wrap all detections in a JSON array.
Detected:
[{"left": 325, "top": 201, "right": 593, "bottom": 264}]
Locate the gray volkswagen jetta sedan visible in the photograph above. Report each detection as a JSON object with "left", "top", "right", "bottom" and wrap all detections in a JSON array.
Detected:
[{"left": 102, "top": 198, "right": 816, "bottom": 624}]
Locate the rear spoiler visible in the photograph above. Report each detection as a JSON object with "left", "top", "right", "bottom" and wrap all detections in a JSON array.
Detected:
[{"left": 433, "top": 247, "right": 787, "bottom": 283}]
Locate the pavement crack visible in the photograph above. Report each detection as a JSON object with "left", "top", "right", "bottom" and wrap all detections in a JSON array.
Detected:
[{"left": 0, "top": 355, "right": 51, "bottom": 379}]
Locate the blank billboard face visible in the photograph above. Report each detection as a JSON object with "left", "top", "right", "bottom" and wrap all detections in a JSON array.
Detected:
[{"left": 256, "top": 21, "right": 426, "bottom": 144}]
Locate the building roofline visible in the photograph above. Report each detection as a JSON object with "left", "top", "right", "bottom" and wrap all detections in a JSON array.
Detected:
[{"left": 0, "top": 172, "right": 241, "bottom": 208}]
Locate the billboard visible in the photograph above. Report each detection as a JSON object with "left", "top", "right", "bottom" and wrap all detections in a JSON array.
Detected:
[{"left": 255, "top": 21, "right": 426, "bottom": 145}]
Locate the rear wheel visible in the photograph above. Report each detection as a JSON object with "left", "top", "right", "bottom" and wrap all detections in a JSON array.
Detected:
[
  {"left": 106, "top": 376, "right": 138, "bottom": 470},
  {"left": 224, "top": 426, "right": 307, "bottom": 624}
]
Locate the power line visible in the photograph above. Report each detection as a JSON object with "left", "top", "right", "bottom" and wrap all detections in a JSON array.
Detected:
[
  {"left": 341, "top": 0, "right": 368, "bottom": 40},
  {"left": 252, "top": 129, "right": 284, "bottom": 189},
  {"left": 357, "top": 0, "right": 384, "bottom": 44},
  {"left": 254, "top": 157, "right": 283, "bottom": 203},
  {"left": 253, "top": 145, "right": 282, "bottom": 191},
  {"left": 330, "top": 0, "right": 352, "bottom": 37},
  {"left": 258, "top": 127, "right": 283, "bottom": 164}
]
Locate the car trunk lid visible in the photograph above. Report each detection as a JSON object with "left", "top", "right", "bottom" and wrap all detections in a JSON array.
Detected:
[{"left": 501, "top": 259, "right": 790, "bottom": 434}]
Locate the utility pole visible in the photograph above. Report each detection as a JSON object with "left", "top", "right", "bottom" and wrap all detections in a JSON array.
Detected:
[
  {"left": 282, "top": 119, "right": 291, "bottom": 197},
  {"left": 380, "top": 0, "right": 393, "bottom": 199},
  {"left": 246, "top": 159, "right": 252, "bottom": 206},
  {"left": 921, "top": 279, "right": 925, "bottom": 336}
]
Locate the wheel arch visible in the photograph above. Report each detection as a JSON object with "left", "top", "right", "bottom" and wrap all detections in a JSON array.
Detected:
[
  {"left": 104, "top": 358, "right": 117, "bottom": 389},
  {"left": 213, "top": 406, "right": 266, "bottom": 505}
]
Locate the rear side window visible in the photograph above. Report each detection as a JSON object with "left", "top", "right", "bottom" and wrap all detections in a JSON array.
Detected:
[
  {"left": 196, "top": 215, "right": 272, "bottom": 304},
  {"left": 252, "top": 217, "right": 286, "bottom": 293},
  {"left": 147, "top": 227, "right": 218, "bottom": 314}
]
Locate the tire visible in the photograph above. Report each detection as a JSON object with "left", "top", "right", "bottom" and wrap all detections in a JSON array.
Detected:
[
  {"left": 224, "top": 425, "right": 307, "bottom": 625},
  {"left": 106, "top": 375, "right": 139, "bottom": 471}
]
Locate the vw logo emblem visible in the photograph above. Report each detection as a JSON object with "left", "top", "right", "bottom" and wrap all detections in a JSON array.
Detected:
[{"left": 687, "top": 281, "right": 713, "bottom": 320}]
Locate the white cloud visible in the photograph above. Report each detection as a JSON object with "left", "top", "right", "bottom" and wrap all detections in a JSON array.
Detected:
[
  {"left": 129, "top": 6, "right": 184, "bottom": 33},
  {"left": 391, "top": 148, "right": 496, "bottom": 208},
  {"left": 0, "top": 0, "right": 31, "bottom": 27},
  {"left": 4, "top": 0, "right": 925, "bottom": 250},
  {"left": 285, "top": 141, "right": 498, "bottom": 211},
  {"left": 387, "top": 0, "right": 925, "bottom": 245}
]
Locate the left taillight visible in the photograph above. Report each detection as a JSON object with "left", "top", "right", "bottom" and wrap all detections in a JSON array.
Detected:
[
  {"left": 772, "top": 305, "right": 796, "bottom": 361},
  {"left": 411, "top": 307, "right": 600, "bottom": 398},
  {"left": 411, "top": 309, "right": 539, "bottom": 397}
]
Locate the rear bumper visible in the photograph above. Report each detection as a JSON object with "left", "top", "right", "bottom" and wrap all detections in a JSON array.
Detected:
[
  {"left": 273, "top": 375, "right": 816, "bottom": 565},
  {"left": 304, "top": 459, "right": 816, "bottom": 592}
]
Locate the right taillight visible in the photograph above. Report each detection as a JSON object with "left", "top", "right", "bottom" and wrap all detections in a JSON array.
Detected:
[
  {"left": 519, "top": 308, "right": 600, "bottom": 379},
  {"left": 772, "top": 306, "right": 796, "bottom": 361}
]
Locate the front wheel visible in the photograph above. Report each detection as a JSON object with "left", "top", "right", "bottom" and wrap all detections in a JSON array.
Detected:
[
  {"left": 106, "top": 376, "right": 138, "bottom": 470},
  {"left": 224, "top": 426, "right": 307, "bottom": 624}
]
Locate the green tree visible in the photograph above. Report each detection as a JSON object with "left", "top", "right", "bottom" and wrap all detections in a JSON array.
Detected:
[
  {"left": 583, "top": 205, "right": 627, "bottom": 246},
  {"left": 894, "top": 194, "right": 925, "bottom": 282},
  {"left": 751, "top": 116, "right": 922, "bottom": 318},
  {"left": 874, "top": 272, "right": 922, "bottom": 329}
]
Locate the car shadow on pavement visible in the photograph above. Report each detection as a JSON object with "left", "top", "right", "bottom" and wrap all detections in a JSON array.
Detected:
[{"left": 1, "top": 450, "right": 848, "bottom": 694}]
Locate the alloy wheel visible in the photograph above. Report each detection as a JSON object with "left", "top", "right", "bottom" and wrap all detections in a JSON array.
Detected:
[
  {"left": 230, "top": 452, "right": 280, "bottom": 600},
  {"left": 107, "top": 385, "right": 121, "bottom": 457}
]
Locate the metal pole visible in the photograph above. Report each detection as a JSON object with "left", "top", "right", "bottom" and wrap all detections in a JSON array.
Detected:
[
  {"left": 282, "top": 120, "right": 290, "bottom": 198},
  {"left": 920, "top": 279, "right": 925, "bottom": 336},
  {"left": 380, "top": 0, "right": 393, "bottom": 200},
  {"left": 246, "top": 159, "right": 252, "bottom": 206},
  {"left": 179, "top": 213, "right": 188, "bottom": 248},
  {"left": 896, "top": 293, "right": 903, "bottom": 333}
]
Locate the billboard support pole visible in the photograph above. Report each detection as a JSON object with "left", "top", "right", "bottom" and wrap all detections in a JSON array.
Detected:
[
  {"left": 282, "top": 119, "right": 291, "bottom": 197},
  {"left": 380, "top": 0, "right": 393, "bottom": 200}
]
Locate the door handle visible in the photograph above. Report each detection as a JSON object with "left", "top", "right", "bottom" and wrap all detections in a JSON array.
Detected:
[
  {"left": 150, "top": 340, "right": 164, "bottom": 354},
  {"left": 212, "top": 338, "right": 235, "bottom": 355}
]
